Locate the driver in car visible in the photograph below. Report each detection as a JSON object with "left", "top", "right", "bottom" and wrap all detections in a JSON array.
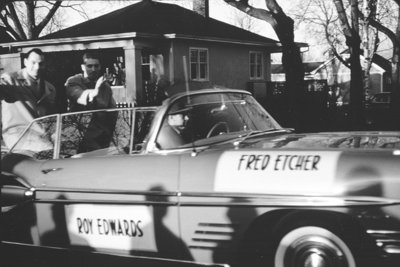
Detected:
[{"left": 156, "top": 106, "right": 190, "bottom": 149}]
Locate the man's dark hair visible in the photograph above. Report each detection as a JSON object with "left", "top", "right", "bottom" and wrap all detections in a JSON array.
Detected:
[
  {"left": 25, "top": 48, "right": 44, "bottom": 59},
  {"left": 82, "top": 51, "right": 101, "bottom": 63}
]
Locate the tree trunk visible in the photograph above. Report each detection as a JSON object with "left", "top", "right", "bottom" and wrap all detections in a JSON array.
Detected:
[
  {"left": 334, "top": 0, "right": 364, "bottom": 129},
  {"left": 362, "top": 0, "right": 371, "bottom": 97},
  {"left": 224, "top": 0, "right": 305, "bottom": 130},
  {"left": 272, "top": 12, "right": 305, "bottom": 130},
  {"left": 392, "top": 7, "right": 400, "bottom": 128},
  {"left": 349, "top": 0, "right": 364, "bottom": 129},
  {"left": 348, "top": 31, "right": 364, "bottom": 129}
]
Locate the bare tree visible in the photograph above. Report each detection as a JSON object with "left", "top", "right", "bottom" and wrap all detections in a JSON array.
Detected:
[
  {"left": 290, "top": 0, "right": 348, "bottom": 65},
  {"left": 353, "top": 0, "right": 400, "bottom": 128},
  {"left": 295, "top": 0, "right": 368, "bottom": 128},
  {"left": 293, "top": 0, "right": 399, "bottom": 128},
  {"left": 332, "top": 0, "right": 365, "bottom": 128},
  {"left": 0, "top": 0, "right": 92, "bottom": 40},
  {"left": 230, "top": 6, "right": 260, "bottom": 32},
  {"left": 223, "top": 0, "right": 305, "bottom": 130}
]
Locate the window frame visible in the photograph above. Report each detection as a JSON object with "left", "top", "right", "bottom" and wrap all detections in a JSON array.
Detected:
[
  {"left": 189, "top": 47, "right": 209, "bottom": 81},
  {"left": 249, "top": 51, "right": 264, "bottom": 80}
]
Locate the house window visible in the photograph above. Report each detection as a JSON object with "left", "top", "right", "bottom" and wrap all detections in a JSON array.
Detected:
[
  {"left": 250, "top": 51, "right": 263, "bottom": 79},
  {"left": 190, "top": 48, "right": 209, "bottom": 81}
]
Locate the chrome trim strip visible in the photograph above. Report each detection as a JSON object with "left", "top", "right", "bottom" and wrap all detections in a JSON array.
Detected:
[
  {"left": 32, "top": 188, "right": 400, "bottom": 207},
  {"left": 383, "top": 246, "right": 400, "bottom": 254},
  {"left": 53, "top": 114, "right": 62, "bottom": 159},
  {"left": 34, "top": 199, "right": 179, "bottom": 205},
  {"left": 198, "top": 223, "right": 237, "bottom": 227},
  {"left": 192, "top": 238, "right": 232, "bottom": 242},
  {"left": 367, "top": 229, "right": 400, "bottom": 254},
  {"left": 189, "top": 245, "right": 218, "bottom": 249},
  {"left": 194, "top": 231, "right": 234, "bottom": 236},
  {"left": 179, "top": 194, "right": 400, "bottom": 207},
  {"left": 129, "top": 108, "right": 136, "bottom": 154},
  {"left": 367, "top": 230, "right": 400, "bottom": 235},
  {"left": 376, "top": 239, "right": 400, "bottom": 243},
  {"left": 33, "top": 187, "right": 179, "bottom": 205},
  {"left": 35, "top": 187, "right": 178, "bottom": 196}
]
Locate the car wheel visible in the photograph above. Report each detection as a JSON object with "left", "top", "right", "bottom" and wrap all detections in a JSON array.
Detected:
[{"left": 274, "top": 226, "right": 356, "bottom": 267}]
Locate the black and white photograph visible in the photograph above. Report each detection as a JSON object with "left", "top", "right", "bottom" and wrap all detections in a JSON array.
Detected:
[{"left": 1, "top": 0, "right": 400, "bottom": 266}]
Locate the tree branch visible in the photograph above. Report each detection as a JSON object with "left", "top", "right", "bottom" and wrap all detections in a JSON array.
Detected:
[
  {"left": 0, "top": 0, "right": 14, "bottom": 12},
  {"left": 224, "top": 0, "right": 276, "bottom": 26},
  {"left": 25, "top": 1, "right": 36, "bottom": 39},
  {"left": 0, "top": 14, "right": 19, "bottom": 40},
  {"left": 36, "top": 1, "right": 61, "bottom": 35},
  {"left": 358, "top": 9, "right": 396, "bottom": 47},
  {"left": 324, "top": 24, "right": 350, "bottom": 68},
  {"left": 6, "top": 3, "right": 27, "bottom": 40},
  {"left": 333, "top": 0, "right": 352, "bottom": 38}
]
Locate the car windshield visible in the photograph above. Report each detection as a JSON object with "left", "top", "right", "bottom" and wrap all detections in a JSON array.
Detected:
[
  {"left": 8, "top": 91, "right": 282, "bottom": 157},
  {"left": 155, "top": 92, "right": 281, "bottom": 149},
  {"left": 9, "top": 107, "right": 156, "bottom": 160}
]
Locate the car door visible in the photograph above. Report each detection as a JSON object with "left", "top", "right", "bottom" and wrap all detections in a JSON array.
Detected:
[
  {"left": 40, "top": 153, "right": 184, "bottom": 262},
  {"left": 177, "top": 150, "right": 260, "bottom": 265},
  {"left": 1, "top": 108, "right": 186, "bottom": 266},
  {"left": 1, "top": 153, "right": 186, "bottom": 266}
]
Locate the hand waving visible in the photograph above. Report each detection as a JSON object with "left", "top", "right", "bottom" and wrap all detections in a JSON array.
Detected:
[{"left": 88, "top": 76, "right": 107, "bottom": 102}]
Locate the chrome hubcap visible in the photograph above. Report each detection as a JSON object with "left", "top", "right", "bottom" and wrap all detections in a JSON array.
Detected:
[
  {"left": 294, "top": 244, "right": 340, "bottom": 267},
  {"left": 275, "top": 227, "right": 356, "bottom": 267},
  {"left": 303, "top": 250, "right": 327, "bottom": 267}
]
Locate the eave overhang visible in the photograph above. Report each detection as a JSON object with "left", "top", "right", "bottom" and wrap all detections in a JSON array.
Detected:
[{"left": 0, "top": 31, "right": 307, "bottom": 54}]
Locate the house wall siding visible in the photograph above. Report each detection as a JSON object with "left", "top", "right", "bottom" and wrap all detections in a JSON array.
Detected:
[{"left": 167, "top": 39, "right": 268, "bottom": 96}]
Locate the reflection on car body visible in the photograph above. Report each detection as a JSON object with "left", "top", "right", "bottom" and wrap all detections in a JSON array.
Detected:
[{"left": 2, "top": 89, "right": 400, "bottom": 267}]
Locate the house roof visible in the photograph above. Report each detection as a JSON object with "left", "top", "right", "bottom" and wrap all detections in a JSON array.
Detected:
[
  {"left": 338, "top": 48, "right": 391, "bottom": 72},
  {"left": 42, "top": 0, "right": 279, "bottom": 46},
  {"left": 372, "top": 53, "right": 391, "bottom": 72}
]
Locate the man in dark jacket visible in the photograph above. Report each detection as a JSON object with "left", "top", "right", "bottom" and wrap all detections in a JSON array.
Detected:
[{"left": 65, "top": 52, "right": 117, "bottom": 153}]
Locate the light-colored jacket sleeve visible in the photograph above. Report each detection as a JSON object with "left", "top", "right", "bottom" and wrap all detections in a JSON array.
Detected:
[{"left": 0, "top": 73, "right": 31, "bottom": 103}]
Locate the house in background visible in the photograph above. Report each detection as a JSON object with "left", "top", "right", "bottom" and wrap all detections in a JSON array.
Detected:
[
  {"left": 0, "top": 0, "right": 282, "bottom": 108},
  {"left": 310, "top": 53, "right": 390, "bottom": 101},
  {"left": 272, "top": 53, "right": 391, "bottom": 104}
]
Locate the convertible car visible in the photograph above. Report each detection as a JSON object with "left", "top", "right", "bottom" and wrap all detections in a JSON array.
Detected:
[{"left": 2, "top": 89, "right": 400, "bottom": 267}]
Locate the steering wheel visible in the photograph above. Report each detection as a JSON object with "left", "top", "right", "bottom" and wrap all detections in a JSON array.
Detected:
[{"left": 206, "top": 122, "right": 229, "bottom": 138}]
